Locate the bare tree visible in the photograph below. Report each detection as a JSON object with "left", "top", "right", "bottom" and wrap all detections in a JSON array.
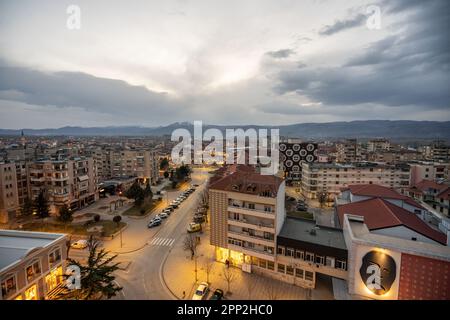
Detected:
[
  {"left": 244, "top": 273, "right": 258, "bottom": 300},
  {"left": 223, "top": 266, "right": 235, "bottom": 294},
  {"left": 183, "top": 234, "right": 198, "bottom": 260},
  {"left": 205, "top": 260, "right": 214, "bottom": 283},
  {"left": 183, "top": 234, "right": 199, "bottom": 281},
  {"left": 265, "top": 281, "right": 279, "bottom": 300}
]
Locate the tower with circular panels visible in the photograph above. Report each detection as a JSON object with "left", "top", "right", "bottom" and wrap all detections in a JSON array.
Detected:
[{"left": 279, "top": 142, "right": 318, "bottom": 182}]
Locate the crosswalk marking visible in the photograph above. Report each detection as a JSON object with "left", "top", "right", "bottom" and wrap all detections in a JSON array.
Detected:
[{"left": 149, "top": 237, "right": 175, "bottom": 247}]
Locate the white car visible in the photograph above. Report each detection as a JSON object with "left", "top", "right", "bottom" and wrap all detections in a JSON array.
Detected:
[
  {"left": 192, "top": 282, "right": 209, "bottom": 300},
  {"left": 71, "top": 239, "right": 88, "bottom": 249},
  {"left": 157, "top": 212, "right": 168, "bottom": 219}
]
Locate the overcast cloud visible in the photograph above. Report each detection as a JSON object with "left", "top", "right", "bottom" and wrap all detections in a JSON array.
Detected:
[{"left": 0, "top": 0, "right": 449, "bottom": 129}]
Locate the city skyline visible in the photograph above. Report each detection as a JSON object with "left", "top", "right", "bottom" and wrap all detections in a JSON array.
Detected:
[{"left": 0, "top": 0, "right": 449, "bottom": 129}]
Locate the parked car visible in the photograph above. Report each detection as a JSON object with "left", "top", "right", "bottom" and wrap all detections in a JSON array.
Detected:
[
  {"left": 156, "top": 212, "right": 169, "bottom": 219},
  {"left": 209, "top": 289, "right": 224, "bottom": 300},
  {"left": 193, "top": 216, "right": 205, "bottom": 224},
  {"left": 187, "top": 222, "right": 202, "bottom": 233},
  {"left": 163, "top": 208, "right": 172, "bottom": 215},
  {"left": 148, "top": 219, "right": 161, "bottom": 228},
  {"left": 171, "top": 203, "right": 179, "bottom": 208},
  {"left": 192, "top": 282, "right": 209, "bottom": 300},
  {"left": 71, "top": 239, "right": 88, "bottom": 249}
]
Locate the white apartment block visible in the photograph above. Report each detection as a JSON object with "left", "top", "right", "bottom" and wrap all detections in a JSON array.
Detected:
[
  {"left": 28, "top": 157, "right": 97, "bottom": 214},
  {"left": 301, "top": 162, "right": 410, "bottom": 199},
  {"left": 409, "top": 161, "right": 450, "bottom": 186},
  {"left": 209, "top": 165, "right": 285, "bottom": 270}
]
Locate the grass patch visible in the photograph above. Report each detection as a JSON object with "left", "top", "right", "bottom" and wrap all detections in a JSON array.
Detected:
[
  {"left": 21, "top": 220, "right": 126, "bottom": 237},
  {"left": 287, "top": 211, "right": 314, "bottom": 220},
  {"left": 123, "top": 201, "right": 158, "bottom": 216}
]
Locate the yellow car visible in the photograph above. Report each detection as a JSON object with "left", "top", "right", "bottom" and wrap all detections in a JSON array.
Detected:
[{"left": 187, "top": 222, "right": 202, "bottom": 233}]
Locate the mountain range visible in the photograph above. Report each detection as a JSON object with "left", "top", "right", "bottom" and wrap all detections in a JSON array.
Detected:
[{"left": 0, "top": 121, "right": 449, "bottom": 141}]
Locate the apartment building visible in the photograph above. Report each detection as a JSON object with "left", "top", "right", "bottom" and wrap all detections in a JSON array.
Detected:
[
  {"left": 431, "top": 140, "right": 450, "bottom": 162},
  {"left": 209, "top": 165, "right": 285, "bottom": 271},
  {"left": 0, "top": 162, "right": 20, "bottom": 223},
  {"left": 336, "top": 139, "right": 363, "bottom": 163},
  {"left": 87, "top": 147, "right": 159, "bottom": 184},
  {"left": 28, "top": 157, "right": 97, "bottom": 214},
  {"left": 367, "top": 138, "right": 391, "bottom": 153},
  {"left": 367, "top": 150, "right": 421, "bottom": 163},
  {"left": 301, "top": 162, "right": 410, "bottom": 199},
  {"left": 409, "top": 161, "right": 450, "bottom": 186},
  {"left": 0, "top": 230, "right": 68, "bottom": 300},
  {"left": 435, "top": 188, "right": 450, "bottom": 218}
]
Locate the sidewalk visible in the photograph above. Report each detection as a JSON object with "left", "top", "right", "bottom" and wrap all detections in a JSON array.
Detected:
[{"left": 162, "top": 224, "right": 334, "bottom": 300}]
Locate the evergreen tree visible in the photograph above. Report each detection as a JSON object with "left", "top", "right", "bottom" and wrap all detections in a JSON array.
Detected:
[
  {"left": 58, "top": 204, "right": 73, "bottom": 223},
  {"left": 34, "top": 190, "right": 50, "bottom": 219},
  {"left": 21, "top": 197, "right": 34, "bottom": 217}
]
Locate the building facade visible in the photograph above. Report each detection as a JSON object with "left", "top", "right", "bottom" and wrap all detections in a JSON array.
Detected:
[
  {"left": 0, "top": 162, "right": 20, "bottom": 223},
  {"left": 28, "top": 157, "right": 97, "bottom": 214},
  {"left": 0, "top": 230, "right": 68, "bottom": 300},
  {"left": 301, "top": 162, "right": 410, "bottom": 199}
]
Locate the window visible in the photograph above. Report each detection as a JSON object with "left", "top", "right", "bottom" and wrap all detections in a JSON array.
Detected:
[
  {"left": 267, "top": 261, "right": 274, "bottom": 271},
  {"left": 295, "top": 268, "right": 304, "bottom": 278},
  {"left": 286, "top": 248, "right": 294, "bottom": 257},
  {"left": 315, "top": 255, "right": 325, "bottom": 265},
  {"left": 336, "top": 260, "right": 347, "bottom": 270},
  {"left": 1, "top": 275, "right": 17, "bottom": 299},
  {"left": 259, "top": 259, "right": 267, "bottom": 269},
  {"left": 277, "top": 246, "right": 285, "bottom": 255},
  {"left": 286, "top": 266, "right": 294, "bottom": 276},
  {"left": 48, "top": 247, "right": 62, "bottom": 267},
  {"left": 24, "top": 284, "right": 38, "bottom": 300},
  {"left": 326, "top": 257, "right": 335, "bottom": 268},
  {"left": 295, "top": 250, "right": 304, "bottom": 260},
  {"left": 277, "top": 263, "right": 286, "bottom": 274},
  {"left": 248, "top": 203, "right": 255, "bottom": 210},
  {"left": 26, "top": 259, "right": 42, "bottom": 283},
  {"left": 305, "top": 271, "right": 314, "bottom": 282},
  {"left": 305, "top": 252, "right": 314, "bottom": 262},
  {"left": 264, "top": 206, "right": 272, "bottom": 212}
]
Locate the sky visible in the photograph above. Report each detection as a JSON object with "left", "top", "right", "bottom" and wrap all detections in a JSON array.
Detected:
[{"left": 0, "top": 0, "right": 449, "bottom": 129}]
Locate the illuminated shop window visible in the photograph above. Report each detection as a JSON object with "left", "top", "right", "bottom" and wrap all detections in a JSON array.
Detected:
[
  {"left": 14, "top": 295, "right": 23, "bottom": 300},
  {"left": 24, "top": 285, "right": 38, "bottom": 300},
  {"left": 45, "top": 266, "right": 63, "bottom": 292}
]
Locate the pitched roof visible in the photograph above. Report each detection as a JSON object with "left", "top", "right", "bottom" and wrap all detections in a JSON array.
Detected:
[
  {"left": 437, "top": 187, "right": 450, "bottom": 200},
  {"left": 342, "top": 184, "right": 424, "bottom": 209},
  {"left": 209, "top": 165, "right": 283, "bottom": 197},
  {"left": 412, "top": 180, "right": 449, "bottom": 193},
  {"left": 337, "top": 198, "right": 447, "bottom": 245}
]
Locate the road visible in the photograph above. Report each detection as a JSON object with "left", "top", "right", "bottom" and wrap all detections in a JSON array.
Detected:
[{"left": 69, "top": 167, "right": 211, "bottom": 299}]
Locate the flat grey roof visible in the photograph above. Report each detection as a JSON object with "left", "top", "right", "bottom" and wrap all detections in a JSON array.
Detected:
[
  {"left": 278, "top": 217, "right": 347, "bottom": 250},
  {"left": 0, "top": 230, "right": 66, "bottom": 272}
]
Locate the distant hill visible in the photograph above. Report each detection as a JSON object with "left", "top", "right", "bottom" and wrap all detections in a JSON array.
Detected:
[{"left": 0, "top": 121, "right": 449, "bottom": 140}]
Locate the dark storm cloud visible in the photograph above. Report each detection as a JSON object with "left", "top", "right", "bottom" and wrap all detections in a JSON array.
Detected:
[
  {"left": 318, "top": 13, "right": 366, "bottom": 36},
  {"left": 0, "top": 64, "right": 183, "bottom": 120},
  {"left": 274, "top": 0, "right": 450, "bottom": 111},
  {"left": 265, "top": 49, "right": 296, "bottom": 59}
]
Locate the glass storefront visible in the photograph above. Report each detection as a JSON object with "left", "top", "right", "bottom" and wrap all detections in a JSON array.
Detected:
[
  {"left": 215, "top": 247, "right": 245, "bottom": 267},
  {"left": 24, "top": 284, "right": 37, "bottom": 300},
  {"left": 45, "top": 266, "right": 63, "bottom": 292}
]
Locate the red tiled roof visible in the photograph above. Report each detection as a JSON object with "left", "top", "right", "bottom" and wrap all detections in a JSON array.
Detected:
[
  {"left": 209, "top": 165, "right": 283, "bottom": 197},
  {"left": 437, "top": 187, "right": 450, "bottom": 200},
  {"left": 342, "top": 184, "right": 424, "bottom": 209},
  {"left": 337, "top": 198, "right": 447, "bottom": 245},
  {"left": 413, "top": 180, "right": 449, "bottom": 193}
]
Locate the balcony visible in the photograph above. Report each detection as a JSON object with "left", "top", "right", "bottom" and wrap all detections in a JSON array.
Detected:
[
  {"left": 228, "top": 218, "right": 274, "bottom": 232},
  {"left": 228, "top": 203, "right": 275, "bottom": 218},
  {"left": 228, "top": 230, "right": 274, "bottom": 247}
]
